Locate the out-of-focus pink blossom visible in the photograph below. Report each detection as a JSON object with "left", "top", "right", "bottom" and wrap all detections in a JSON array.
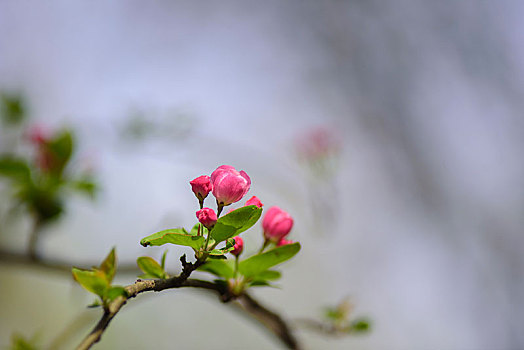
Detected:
[
  {"left": 27, "top": 125, "right": 49, "bottom": 145},
  {"left": 231, "top": 236, "right": 243, "bottom": 256},
  {"left": 245, "top": 196, "right": 263, "bottom": 208},
  {"left": 196, "top": 208, "right": 217, "bottom": 229},
  {"left": 262, "top": 206, "right": 294, "bottom": 243},
  {"left": 277, "top": 238, "right": 294, "bottom": 247},
  {"left": 210, "top": 165, "right": 251, "bottom": 206},
  {"left": 190, "top": 175, "right": 213, "bottom": 202},
  {"left": 295, "top": 126, "right": 341, "bottom": 160}
]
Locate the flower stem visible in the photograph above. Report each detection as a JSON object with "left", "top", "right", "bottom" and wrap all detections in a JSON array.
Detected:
[{"left": 258, "top": 239, "right": 269, "bottom": 254}]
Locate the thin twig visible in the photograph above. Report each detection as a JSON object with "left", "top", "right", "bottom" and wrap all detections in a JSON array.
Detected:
[
  {"left": 0, "top": 248, "right": 139, "bottom": 274},
  {"left": 76, "top": 255, "right": 203, "bottom": 350},
  {"left": 235, "top": 293, "right": 301, "bottom": 349}
]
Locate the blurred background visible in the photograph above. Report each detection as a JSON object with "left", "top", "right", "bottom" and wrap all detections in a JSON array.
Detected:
[{"left": 1, "top": 1, "right": 524, "bottom": 349}]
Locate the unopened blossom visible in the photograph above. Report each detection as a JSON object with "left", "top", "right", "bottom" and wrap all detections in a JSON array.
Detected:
[
  {"left": 190, "top": 175, "right": 213, "bottom": 202},
  {"left": 210, "top": 165, "right": 251, "bottom": 206},
  {"left": 196, "top": 207, "right": 217, "bottom": 229},
  {"left": 245, "top": 196, "right": 263, "bottom": 208},
  {"left": 262, "top": 206, "right": 294, "bottom": 243},
  {"left": 231, "top": 236, "right": 243, "bottom": 256}
]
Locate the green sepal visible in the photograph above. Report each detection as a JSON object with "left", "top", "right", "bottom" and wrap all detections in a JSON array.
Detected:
[
  {"left": 160, "top": 250, "right": 168, "bottom": 270},
  {"left": 137, "top": 256, "right": 166, "bottom": 279},
  {"left": 140, "top": 228, "right": 205, "bottom": 249},
  {"left": 210, "top": 206, "right": 262, "bottom": 243},
  {"left": 239, "top": 242, "right": 300, "bottom": 278}
]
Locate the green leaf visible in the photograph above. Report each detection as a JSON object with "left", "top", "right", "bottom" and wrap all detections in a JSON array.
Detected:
[
  {"left": 350, "top": 318, "right": 371, "bottom": 333},
  {"left": 255, "top": 270, "right": 281, "bottom": 281},
  {"left": 140, "top": 228, "right": 205, "bottom": 249},
  {"left": 239, "top": 242, "right": 300, "bottom": 278},
  {"left": 0, "top": 157, "right": 31, "bottom": 182},
  {"left": 71, "top": 179, "right": 97, "bottom": 199},
  {"left": 198, "top": 259, "right": 234, "bottom": 279},
  {"left": 48, "top": 130, "right": 73, "bottom": 166},
  {"left": 99, "top": 248, "right": 116, "bottom": 283},
  {"left": 210, "top": 205, "right": 262, "bottom": 243},
  {"left": 105, "top": 286, "right": 127, "bottom": 301},
  {"left": 137, "top": 256, "right": 165, "bottom": 279},
  {"left": 324, "top": 307, "right": 344, "bottom": 321},
  {"left": 1, "top": 93, "right": 25, "bottom": 125},
  {"left": 72, "top": 268, "right": 108, "bottom": 297}
]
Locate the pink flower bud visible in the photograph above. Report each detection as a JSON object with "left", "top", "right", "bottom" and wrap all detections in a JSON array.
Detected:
[
  {"left": 277, "top": 238, "right": 294, "bottom": 247},
  {"left": 231, "top": 236, "right": 243, "bottom": 256},
  {"left": 262, "top": 206, "right": 294, "bottom": 243},
  {"left": 190, "top": 175, "right": 213, "bottom": 201},
  {"left": 210, "top": 165, "right": 251, "bottom": 206},
  {"left": 196, "top": 207, "right": 217, "bottom": 229},
  {"left": 245, "top": 196, "right": 263, "bottom": 208}
]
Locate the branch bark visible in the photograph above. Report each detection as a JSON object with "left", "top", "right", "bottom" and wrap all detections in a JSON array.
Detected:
[{"left": 76, "top": 254, "right": 202, "bottom": 350}]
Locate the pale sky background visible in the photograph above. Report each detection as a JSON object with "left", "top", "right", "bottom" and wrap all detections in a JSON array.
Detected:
[{"left": 1, "top": 1, "right": 524, "bottom": 349}]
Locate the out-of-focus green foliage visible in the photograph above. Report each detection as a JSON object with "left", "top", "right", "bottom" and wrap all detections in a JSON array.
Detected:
[
  {"left": 1, "top": 93, "right": 26, "bottom": 126},
  {"left": 8, "top": 333, "right": 40, "bottom": 350},
  {"left": 0, "top": 125, "right": 98, "bottom": 226}
]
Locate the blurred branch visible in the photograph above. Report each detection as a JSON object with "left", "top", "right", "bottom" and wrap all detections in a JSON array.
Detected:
[{"left": 0, "top": 248, "right": 139, "bottom": 274}]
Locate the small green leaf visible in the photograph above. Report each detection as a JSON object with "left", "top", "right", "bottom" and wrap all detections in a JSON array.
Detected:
[
  {"left": 87, "top": 299, "right": 102, "bottom": 308},
  {"left": 324, "top": 307, "right": 343, "bottom": 321},
  {"left": 9, "top": 332, "right": 39, "bottom": 350},
  {"left": 137, "top": 256, "right": 165, "bottom": 279},
  {"left": 239, "top": 242, "right": 300, "bottom": 278},
  {"left": 210, "top": 206, "right": 262, "bottom": 243},
  {"left": 350, "top": 318, "right": 371, "bottom": 333},
  {"left": 198, "top": 259, "right": 234, "bottom": 279},
  {"left": 71, "top": 179, "right": 98, "bottom": 199},
  {"left": 72, "top": 268, "right": 108, "bottom": 297},
  {"left": 105, "top": 286, "right": 127, "bottom": 301},
  {"left": 99, "top": 248, "right": 116, "bottom": 283},
  {"left": 140, "top": 228, "right": 205, "bottom": 249}
]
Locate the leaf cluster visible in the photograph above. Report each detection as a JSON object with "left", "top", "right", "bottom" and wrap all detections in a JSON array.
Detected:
[
  {"left": 0, "top": 129, "right": 98, "bottom": 224},
  {"left": 72, "top": 249, "right": 127, "bottom": 307}
]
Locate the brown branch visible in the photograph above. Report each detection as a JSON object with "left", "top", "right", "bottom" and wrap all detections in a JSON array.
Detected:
[
  {"left": 0, "top": 248, "right": 139, "bottom": 274},
  {"left": 235, "top": 293, "right": 300, "bottom": 349},
  {"left": 76, "top": 255, "right": 203, "bottom": 350}
]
